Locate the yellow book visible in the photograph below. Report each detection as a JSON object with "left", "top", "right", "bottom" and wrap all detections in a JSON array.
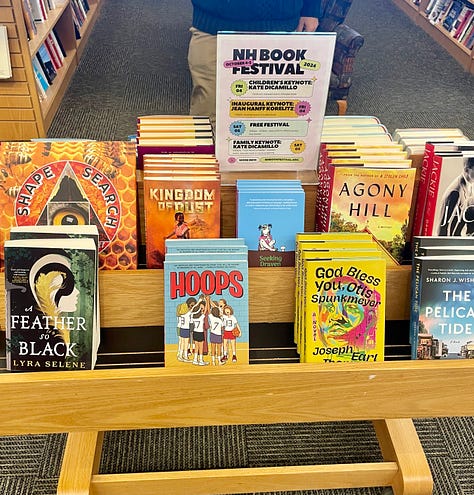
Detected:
[
  {"left": 303, "top": 256, "right": 386, "bottom": 363},
  {"left": 297, "top": 246, "right": 383, "bottom": 359}
]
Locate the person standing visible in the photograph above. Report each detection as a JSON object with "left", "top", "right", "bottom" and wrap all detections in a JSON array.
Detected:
[{"left": 188, "top": 0, "right": 322, "bottom": 127}]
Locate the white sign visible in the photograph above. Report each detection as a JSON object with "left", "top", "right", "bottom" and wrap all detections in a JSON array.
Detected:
[{"left": 216, "top": 32, "right": 336, "bottom": 171}]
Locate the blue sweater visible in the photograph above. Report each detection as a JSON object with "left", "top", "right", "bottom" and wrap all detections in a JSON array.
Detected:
[{"left": 191, "top": 0, "right": 322, "bottom": 35}]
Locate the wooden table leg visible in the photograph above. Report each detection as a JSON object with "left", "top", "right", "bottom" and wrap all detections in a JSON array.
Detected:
[
  {"left": 373, "top": 419, "right": 433, "bottom": 495},
  {"left": 57, "top": 431, "right": 104, "bottom": 495}
]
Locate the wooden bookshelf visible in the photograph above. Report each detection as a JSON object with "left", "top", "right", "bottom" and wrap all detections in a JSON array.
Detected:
[
  {"left": 0, "top": 167, "right": 470, "bottom": 495},
  {"left": 391, "top": 0, "right": 474, "bottom": 74},
  {"left": 0, "top": 223, "right": 471, "bottom": 495},
  {"left": 0, "top": 0, "right": 102, "bottom": 140}
]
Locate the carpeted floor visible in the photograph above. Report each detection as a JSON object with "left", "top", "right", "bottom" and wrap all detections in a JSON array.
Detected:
[{"left": 3, "top": 0, "right": 473, "bottom": 494}]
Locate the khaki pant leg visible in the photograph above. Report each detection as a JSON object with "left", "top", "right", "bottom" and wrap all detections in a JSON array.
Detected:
[{"left": 188, "top": 27, "right": 217, "bottom": 127}]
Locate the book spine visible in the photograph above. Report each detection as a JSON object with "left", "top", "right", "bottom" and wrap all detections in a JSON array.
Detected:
[
  {"left": 421, "top": 153, "right": 443, "bottom": 236},
  {"left": 410, "top": 256, "right": 423, "bottom": 358},
  {"left": 411, "top": 143, "right": 434, "bottom": 237}
]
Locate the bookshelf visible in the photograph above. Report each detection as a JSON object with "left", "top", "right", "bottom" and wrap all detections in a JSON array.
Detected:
[
  {"left": 0, "top": 0, "right": 102, "bottom": 140},
  {"left": 391, "top": 0, "right": 474, "bottom": 74}
]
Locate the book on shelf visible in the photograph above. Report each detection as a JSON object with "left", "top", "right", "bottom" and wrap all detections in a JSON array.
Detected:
[
  {"left": 143, "top": 161, "right": 221, "bottom": 268},
  {"left": 163, "top": 239, "right": 249, "bottom": 367},
  {"left": 215, "top": 31, "right": 336, "bottom": 171},
  {"left": 442, "top": 0, "right": 465, "bottom": 32},
  {"left": 453, "top": 6, "right": 474, "bottom": 39},
  {"left": 136, "top": 116, "right": 215, "bottom": 169},
  {"left": 411, "top": 141, "right": 474, "bottom": 239},
  {"left": 4, "top": 236, "right": 99, "bottom": 371},
  {"left": 21, "top": 0, "right": 38, "bottom": 40},
  {"left": 427, "top": 0, "right": 453, "bottom": 23},
  {"left": 410, "top": 253, "right": 474, "bottom": 360},
  {"left": 44, "top": 34, "right": 63, "bottom": 71},
  {"left": 299, "top": 250, "right": 386, "bottom": 363},
  {"left": 422, "top": 151, "right": 474, "bottom": 236},
  {"left": 0, "top": 141, "right": 138, "bottom": 271},
  {"left": 51, "top": 28, "right": 67, "bottom": 59},
  {"left": 316, "top": 163, "right": 416, "bottom": 264},
  {"left": 236, "top": 179, "right": 305, "bottom": 267},
  {"left": 29, "top": 0, "right": 48, "bottom": 22},
  {"left": 36, "top": 44, "right": 57, "bottom": 85},
  {"left": 294, "top": 231, "right": 386, "bottom": 356}
]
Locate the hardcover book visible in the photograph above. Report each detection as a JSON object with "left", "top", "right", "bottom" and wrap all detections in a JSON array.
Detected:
[
  {"left": 318, "top": 165, "right": 416, "bottom": 264},
  {"left": 4, "top": 237, "right": 98, "bottom": 371},
  {"left": 236, "top": 179, "right": 305, "bottom": 267},
  {"left": 423, "top": 152, "right": 474, "bottom": 236},
  {"left": 0, "top": 141, "right": 138, "bottom": 271},
  {"left": 164, "top": 245, "right": 249, "bottom": 367},
  {"left": 143, "top": 173, "right": 221, "bottom": 269},
  {"left": 302, "top": 256, "right": 386, "bottom": 363},
  {"left": 412, "top": 255, "right": 474, "bottom": 360},
  {"left": 136, "top": 115, "right": 215, "bottom": 169}
]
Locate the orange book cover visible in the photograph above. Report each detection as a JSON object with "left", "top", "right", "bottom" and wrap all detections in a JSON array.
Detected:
[
  {"left": 0, "top": 141, "right": 138, "bottom": 270},
  {"left": 143, "top": 175, "right": 221, "bottom": 268}
]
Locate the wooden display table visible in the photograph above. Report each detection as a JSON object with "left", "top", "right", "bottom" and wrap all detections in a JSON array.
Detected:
[
  {"left": 0, "top": 258, "right": 470, "bottom": 495},
  {"left": 1, "top": 360, "right": 473, "bottom": 495}
]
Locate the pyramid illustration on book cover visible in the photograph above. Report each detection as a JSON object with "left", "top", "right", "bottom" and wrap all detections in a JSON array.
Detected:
[{"left": 0, "top": 141, "right": 138, "bottom": 270}]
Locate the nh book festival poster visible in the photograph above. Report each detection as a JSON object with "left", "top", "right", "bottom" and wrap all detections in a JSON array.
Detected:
[{"left": 216, "top": 32, "right": 336, "bottom": 171}]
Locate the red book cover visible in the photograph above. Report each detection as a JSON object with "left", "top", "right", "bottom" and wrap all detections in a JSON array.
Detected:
[{"left": 0, "top": 141, "right": 138, "bottom": 270}]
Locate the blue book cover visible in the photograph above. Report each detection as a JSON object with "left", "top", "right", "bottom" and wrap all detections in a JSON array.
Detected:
[
  {"left": 413, "top": 255, "right": 474, "bottom": 360},
  {"left": 164, "top": 253, "right": 249, "bottom": 367},
  {"left": 237, "top": 180, "right": 305, "bottom": 267}
]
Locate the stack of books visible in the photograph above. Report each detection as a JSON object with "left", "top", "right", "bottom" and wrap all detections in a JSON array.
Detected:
[
  {"left": 136, "top": 115, "right": 215, "bottom": 169},
  {"left": 4, "top": 224, "right": 100, "bottom": 372},
  {"left": 316, "top": 117, "right": 416, "bottom": 265},
  {"left": 410, "top": 236, "right": 474, "bottom": 360},
  {"left": 236, "top": 179, "right": 305, "bottom": 267},
  {"left": 294, "top": 232, "right": 386, "bottom": 363},
  {"left": 142, "top": 152, "right": 221, "bottom": 268},
  {"left": 163, "top": 238, "right": 248, "bottom": 367}
]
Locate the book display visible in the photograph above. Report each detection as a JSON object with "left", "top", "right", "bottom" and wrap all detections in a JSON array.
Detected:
[
  {"left": 0, "top": 138, "right": 473, "bottom": 494},
  {"left": 391, "top": 0, "right": 474, "bottom": 73},
  {"left": 0, "top": 0, "right": 103, "bottom": 140}
]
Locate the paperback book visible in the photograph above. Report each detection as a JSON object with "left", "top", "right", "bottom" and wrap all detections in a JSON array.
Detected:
[
  {"left": 301, "top": 255, "right": 386, "bottom": 363},
  {"left": 163, "top": 240, "right": 249, "bottom": 367},
  {"left": 4, "top": 237, "right": 98, "bottom": 371}
]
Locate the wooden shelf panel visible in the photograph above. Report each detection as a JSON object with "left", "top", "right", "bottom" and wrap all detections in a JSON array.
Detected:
[
  {"left": 0, "top": 359, "right": 473, "bottom": 435},
  {"left": 0, "top": 264, "right": 410, "bottom": 329}
]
